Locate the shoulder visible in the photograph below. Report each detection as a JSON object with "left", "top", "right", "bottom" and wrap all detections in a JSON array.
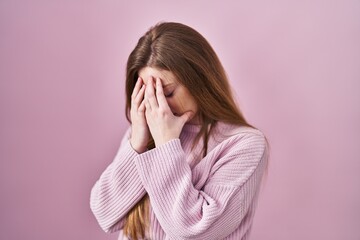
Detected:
[
  {"left": 207, "top": 121, "right": 268, "bottom": 164},
  {"left": 211, "top": 121, "right": 267, "bottom": 147},
  {"left": 203, "top": 122, "right": 268, "bottom": 187}
]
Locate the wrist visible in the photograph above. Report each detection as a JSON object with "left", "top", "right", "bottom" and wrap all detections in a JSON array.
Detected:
[{"left": 130, "top": 140, "right": 147, "bottom": 154}]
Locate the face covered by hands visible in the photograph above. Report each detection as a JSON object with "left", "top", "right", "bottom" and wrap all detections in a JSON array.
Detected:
[
  {"left": 143, "top": 77, "right": 195, "bottom": 147},
  {"left": 137, "top": 67, "right": 199, "bottom": 148}
]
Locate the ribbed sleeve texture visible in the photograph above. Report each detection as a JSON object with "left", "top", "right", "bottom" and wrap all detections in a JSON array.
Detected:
[{"left": 90, "top": 122, "right": 269, "bottom": 240}]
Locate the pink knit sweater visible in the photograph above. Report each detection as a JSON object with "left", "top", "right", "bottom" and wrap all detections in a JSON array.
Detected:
[{"left": 90, "top": 121, "right": 268, "bottom": 240}]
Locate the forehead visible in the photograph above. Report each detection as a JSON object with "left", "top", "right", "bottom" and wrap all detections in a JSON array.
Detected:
[{"left": 138, "top": 67, "right": 177, "bottom": 85}]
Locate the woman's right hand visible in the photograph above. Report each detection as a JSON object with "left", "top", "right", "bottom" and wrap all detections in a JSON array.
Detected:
[{"left": 129, "top": 77, "right": 149, "bottom": 153}]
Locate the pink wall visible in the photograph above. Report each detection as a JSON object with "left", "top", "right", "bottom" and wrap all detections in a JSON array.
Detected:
[{"left": 1, "top": 1, "right": 359, "bottom": 239}]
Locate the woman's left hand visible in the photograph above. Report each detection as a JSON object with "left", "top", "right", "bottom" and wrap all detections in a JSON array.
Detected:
[{"left": 144, "top": 77, "right": 194, "bottom": 147}]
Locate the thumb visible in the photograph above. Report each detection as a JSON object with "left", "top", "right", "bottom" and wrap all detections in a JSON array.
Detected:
[{"left": 179, "top": 110, "right": 194, "bottom": 124}]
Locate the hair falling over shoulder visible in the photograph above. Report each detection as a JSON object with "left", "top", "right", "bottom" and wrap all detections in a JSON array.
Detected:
[
  {"left": 123, "top": 195, "right": 149, "bottom": 239},
  {"left": 123, "top": 22, "right": 269, "bottom": 239}
]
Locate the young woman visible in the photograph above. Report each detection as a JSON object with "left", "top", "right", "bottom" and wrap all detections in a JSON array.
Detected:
[{"left": 90, "top": 22, "right": 270, "bottom": 240}]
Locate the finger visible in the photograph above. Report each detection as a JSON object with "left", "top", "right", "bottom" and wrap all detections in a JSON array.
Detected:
[
  {"left": 131, "top": 77, "right": 143, "bottom": 100},
  {"left": 145, "top": 77, "right": 158, "bottom": 108},
  {"left": 134, "top": 84, "right": 146, "bottom": 106},
  {"left": 138, "top": 99, "right": 146, "bottom": 113},
  {"left": 156, "top": 77, "right": 171, "bottom": 110},
  {"left": 144, "top": 100, "right": 151, "bottom": 120},
  {"left": 144, "top": 98, "right": 151, "bottom": 111},
  {"left": 179, "top": 111, "right": 194, "bottom": 124}
]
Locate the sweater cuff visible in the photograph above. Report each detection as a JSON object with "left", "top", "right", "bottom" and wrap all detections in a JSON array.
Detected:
[{"left": 112, "top": 140, "right": 140, "bottom": 167}]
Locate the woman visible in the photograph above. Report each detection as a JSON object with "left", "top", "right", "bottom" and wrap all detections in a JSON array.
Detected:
[{"left": 90, "top": 22, "right": 270, "bottom": 240}]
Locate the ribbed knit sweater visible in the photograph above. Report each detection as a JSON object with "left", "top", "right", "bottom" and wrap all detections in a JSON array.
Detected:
[{"left": 90, "top": 121, "right": 268, "bottom": 240}]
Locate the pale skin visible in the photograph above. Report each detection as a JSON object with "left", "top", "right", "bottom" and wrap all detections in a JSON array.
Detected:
[{"left": 129, "top": 67, "right": 199, "bottom": 153}]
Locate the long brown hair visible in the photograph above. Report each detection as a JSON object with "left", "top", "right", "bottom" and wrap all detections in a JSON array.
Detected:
[{"left": 124, "top": 22, "right": 270, "bottom": 239}]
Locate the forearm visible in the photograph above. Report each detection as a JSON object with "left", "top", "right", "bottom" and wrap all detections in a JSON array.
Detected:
[{"left": 90, "top": 140, "right": 146, "bottom": 233}]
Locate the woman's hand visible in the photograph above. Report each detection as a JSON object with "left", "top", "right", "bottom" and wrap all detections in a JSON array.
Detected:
[
  {"left": 129, "top": 77, "right": 149, "bottom": 153},
  {"left": 144, "top": 77, "right": 194, "bottom": 147}
]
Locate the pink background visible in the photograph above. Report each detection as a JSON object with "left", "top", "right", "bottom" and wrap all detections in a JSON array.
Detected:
[{"left": 1, "top": 1, "right": 359, "bottom": 239}]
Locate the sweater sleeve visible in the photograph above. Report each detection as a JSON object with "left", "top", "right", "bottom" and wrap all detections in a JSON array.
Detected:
[
  {"left": 134, "top": 132, "right": 268, "bottom": 239},
  {"left": 90, "top": 127, "right": 147, "bottom": 233}
]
